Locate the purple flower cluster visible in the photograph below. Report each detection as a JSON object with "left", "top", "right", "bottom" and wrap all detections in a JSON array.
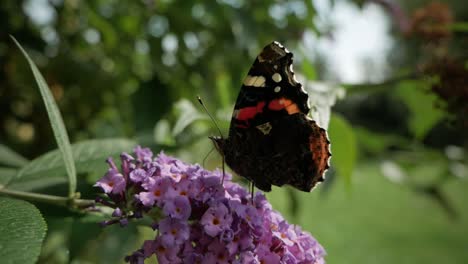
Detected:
[{"left": 95, "top": 146, "right": 326, "bottom": 264}]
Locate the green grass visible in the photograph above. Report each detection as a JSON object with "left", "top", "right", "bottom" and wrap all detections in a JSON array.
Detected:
[{"left": 266, "top": 162, "right": 468, "bottom": 264}]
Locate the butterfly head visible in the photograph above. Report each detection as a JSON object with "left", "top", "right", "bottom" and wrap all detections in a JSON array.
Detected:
[{"left": 209, "top": 136, "right": 225, "bottom": 155}]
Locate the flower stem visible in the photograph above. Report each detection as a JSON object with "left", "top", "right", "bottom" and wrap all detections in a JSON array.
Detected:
[{"left": 0, "top": 186, "right": 94, "bottom": 208}]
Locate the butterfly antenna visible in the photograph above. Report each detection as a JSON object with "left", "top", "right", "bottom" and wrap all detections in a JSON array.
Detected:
[
  {"left": 197, "top": 96, "right": 226, "bottom": 184},
  {"left": 197, "top": 96, "right": 224, "bottom": 139}
]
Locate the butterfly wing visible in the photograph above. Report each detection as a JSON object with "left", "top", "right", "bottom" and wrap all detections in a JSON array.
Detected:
[
  {"left": 229, "top": 41, "right": 309, "bottom": 132},
  {"left": 218, "top": 41, "right": 331, "bottom": 192},
  {"left": 264, "top": 114, "right": 331, "bottom": 191}
]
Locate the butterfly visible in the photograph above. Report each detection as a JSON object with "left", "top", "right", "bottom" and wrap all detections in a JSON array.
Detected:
[{"left": 210, "top": 41, "right": 331, "bottom": 192}]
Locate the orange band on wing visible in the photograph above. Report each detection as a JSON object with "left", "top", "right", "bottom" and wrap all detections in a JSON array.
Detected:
[
  {"left": 285, "top": 102, "right": 300, "bottom": 114},
  {"left": 268, "top": 98, "right": 300, "bottom": 114}
]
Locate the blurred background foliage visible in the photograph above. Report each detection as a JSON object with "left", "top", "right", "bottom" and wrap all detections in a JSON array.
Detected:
[{"left": 1, "top": 0, "right": 468, "bottom": 263}]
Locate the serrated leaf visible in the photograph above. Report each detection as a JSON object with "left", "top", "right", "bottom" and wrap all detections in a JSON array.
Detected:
[
  {"left": 8, "top": 138, "right": 136, "bottom": 191},
  {"left": 0, "top": 144, "right": 29, "bottom": 168},
  {"left": 328, "top": 114, "right": 357, "bottom": 187},
  {"left": 0, "top": 197, "right": 47, "bottom": 264},
  {"left": 11, "top": 36, "right": 77, "bottom": 197}
]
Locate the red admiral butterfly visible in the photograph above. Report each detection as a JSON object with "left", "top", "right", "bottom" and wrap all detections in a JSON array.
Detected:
[{"left": 211, "top": 41, "right": 331, "bottom": 192}]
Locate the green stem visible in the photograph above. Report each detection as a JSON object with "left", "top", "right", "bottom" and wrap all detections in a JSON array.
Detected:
[
  {"left": 451, "top": 22, "right": 468, "bottom": 32},
  {"left": 0, "top": 187, "right": 94, "bottom": 208}
]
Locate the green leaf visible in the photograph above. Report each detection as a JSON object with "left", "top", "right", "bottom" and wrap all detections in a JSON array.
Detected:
[
  {"left": 396, "top": 80, "right": 445, "bottom": 140},
  {"left": 451, "top": 22, "right": 468, "bottom": 32},
  {"left": 0, "top": 144, "right": 29, "bottom": 168},
  {"left": 8, "top": 138, "right": 136, "bottom": 191},
  {"left": 301, "top": 60, "right": 317, "bottom": 80},
  {"left": 154, "top": 119, "right": 176, "bottom": 146},
  {"left": 328, "top": 114, "right": 357, "bottom": 187},
  {"left": 215, "top": 71, "right": 232, "bottom": 109},
  {"left": 0, "top": 197, "right": 47, "bottom": 264},
  {"left": 354, "top": 126, "right": 408, "bottom": 155},
  {"left": 172, "top": 99, "right": 207, "bottom": 136},
  {"left": 11, "top": 36, "right": 77, "bottom": 197},
  {"left": 0, "top": 167, "right": 17, "bottom": 187}
]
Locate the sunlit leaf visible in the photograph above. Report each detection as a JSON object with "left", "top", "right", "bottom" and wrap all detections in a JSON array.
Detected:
[
  {"left": 328, "top": 114, "right": 357, "bottom": 187},
  {"left": 0, "top": 197, "right": 47, "bottom": 264},
  {"left": 302, "top": 79, "right": 345, "bottom": 129},
  {"left": 8, "top": 138, "right": 136, "bottom": 191},
  {"left": 12, "top": 36, "right": 77, "bottom": 196}
]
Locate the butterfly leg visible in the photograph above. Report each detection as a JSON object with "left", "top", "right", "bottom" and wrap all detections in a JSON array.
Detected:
[
  {"left": 222, "top": 155, "right": 226, "bottom": 185},
  {"left": 250, "top": 181, "right": 255, "bottom": 204}
]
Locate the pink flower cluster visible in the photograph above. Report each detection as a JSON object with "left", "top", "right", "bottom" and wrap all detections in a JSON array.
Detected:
[{"left": 95, "top": 146, "right": 326, "bottom": 264}]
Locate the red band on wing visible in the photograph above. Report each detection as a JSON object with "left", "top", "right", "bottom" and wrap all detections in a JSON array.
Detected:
[
  {"left": 235, "top": 101, "right": 266, "bottom": 121},
  {"left": 268, "top": 99, "right": 287, "bottom": 110}
]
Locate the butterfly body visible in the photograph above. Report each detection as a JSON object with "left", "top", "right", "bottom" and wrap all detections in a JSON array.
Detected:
[{"left": 211, "top": 41, "right": 331, "bottom": 192}]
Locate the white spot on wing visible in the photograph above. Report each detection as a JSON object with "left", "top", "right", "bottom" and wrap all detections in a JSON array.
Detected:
[
  {"left": 292, "top": 74, "right": 298, "bottom": 83},
  {"left": 300, "top": 83, "right": 307, "bottom": 93},
  {"left": 256, "top": 122, "right": 272, "bottom": 135},
  {"left": 243, "top": 75, "right": 255, "bottom": 86},
  {"left": 243, "top": 75, "right": 266, "bottom": 87},
  {"left": 274, "top": 86, "right": 281, "bottom": 93},
  {"left": 272, "top": 73, "right": 282, "bottom": 83},
  {"left": 274, "top": 41, "right": 284, "bottom": 48},
  {"left": 299, "top": 82, "right": 310, "bottom": 110},
  {"left": 289, "top": 64, "right": 294, "bottom": 73},
  {"left": 252, "top": 76, "right": 266, "bottom": 87}
]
